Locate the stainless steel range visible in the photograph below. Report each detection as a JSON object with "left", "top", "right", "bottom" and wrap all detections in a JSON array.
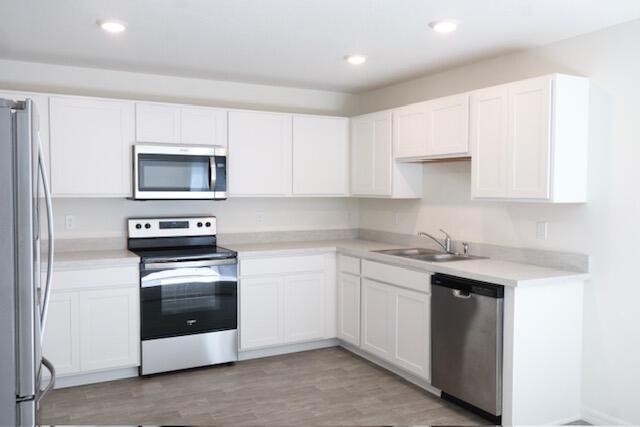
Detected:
[{"left": 127, "top": 216, "right": 238, "bottom": 375}]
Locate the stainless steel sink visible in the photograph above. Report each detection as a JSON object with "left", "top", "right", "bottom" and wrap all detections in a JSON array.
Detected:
[
  {"left": 374, "top": 248, "right": 441, "bottom": 257},
  {"left": 373, "top": 248, "right": 484, "bottom": 263}
]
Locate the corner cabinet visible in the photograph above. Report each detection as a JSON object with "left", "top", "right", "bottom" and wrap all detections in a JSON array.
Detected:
[
  {"left": 239, "top": 253, "right": 336, "bottom": 351},
  {"left": 471, "top": 74, "right": 589, "bottom": 202},
  {"left": 350, "top": 110, "right": 422, "bottom": 198},
  {"left": 49, "top": 96, "right": 135, "bottom": 197}
]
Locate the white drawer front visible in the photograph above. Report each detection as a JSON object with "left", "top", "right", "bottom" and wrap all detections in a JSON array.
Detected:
[
  {"left": 241, "top": 254, "right": 326, "bottom": 277},
  {"left": 338, "top": 255, "right": 360, "bottom": 275},
  {"left": 50, "top": 266, "right": 139, "bottom": 291},
  {"left": 362, "top": 260, "right": 430, "bottom": 294}
]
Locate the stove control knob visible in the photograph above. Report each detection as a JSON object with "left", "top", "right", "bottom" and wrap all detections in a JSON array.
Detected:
[
  {"left": 205, "top": 222, "right": 211, "bottom": 227},
  {"left": 197, "top": 222, "right": 203, "bottom": 227},
  {"left": 144, "top": 223, "right": 151, "bottom": 229},
  {"left": 135, "top": 223, "right": 142, "bottom": 230}
]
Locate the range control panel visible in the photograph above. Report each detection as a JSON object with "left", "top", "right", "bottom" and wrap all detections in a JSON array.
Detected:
[{"left": 128, "top": 217, "right": 217, "bottom": 238}]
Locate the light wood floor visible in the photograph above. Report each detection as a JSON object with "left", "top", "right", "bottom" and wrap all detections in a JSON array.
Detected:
[{"left": 38, "top": 347, "right": 490, "bottom": 425}]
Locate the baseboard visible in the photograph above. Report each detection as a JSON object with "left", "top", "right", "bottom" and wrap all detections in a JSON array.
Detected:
[
  {"left": 49, "top": 367, "right": 139, "bottom": 389},
  {"left": 238, "top": 338, "right": 339, "bottom": 361},
  {"left": 582, "top": 406, "right": 635, "bottom": 426},
  {"left": 338, "top": 341, "right": 441, "bottom": 397}
]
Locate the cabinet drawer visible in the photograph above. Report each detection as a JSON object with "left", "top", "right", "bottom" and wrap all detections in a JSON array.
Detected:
[
  {"left": 338, "top": 255, "right": 360, "bottom": 275},
  {"left": 362, "top": 260, "right": 430, "bottom": 294},
  {"left": 241, "top": 254, "right": 325, "bottom": 277},
  {"left": 50, "top": 266, "right": 139, "bottom": 291}
]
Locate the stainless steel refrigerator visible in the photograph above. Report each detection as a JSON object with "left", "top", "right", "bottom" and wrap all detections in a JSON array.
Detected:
[{"left": 0, "top": 98, "right": 55, "bottom": 426}]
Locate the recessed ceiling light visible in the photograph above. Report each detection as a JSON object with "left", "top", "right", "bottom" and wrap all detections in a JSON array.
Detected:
[
  {"left": 97, "top": 20, "right": 126, "bottom": 34},
  {"left": 345, "top": 55, "right": 367, "bottom": 65},
  {"left": 429, "top": 20, "right": 458, "bottom": 34}
]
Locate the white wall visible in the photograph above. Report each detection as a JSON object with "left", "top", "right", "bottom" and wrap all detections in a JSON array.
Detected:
[
  {"left": 52, "top": 198, "right": 358, "bottom": 239},
  {"left": 358, "top": 19, "right": 640, "bottom": 425},
  {"left": 0, "top": 59, "right": 360, "bottom": 239},
  {"left": 0, "top": 59, "right": 359, "bottom": 115}
]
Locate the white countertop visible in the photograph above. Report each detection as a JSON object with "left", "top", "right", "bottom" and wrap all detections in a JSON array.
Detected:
[
  {"left": 45, "top": 239, "right": 589, "bottom": 287},
  {"left": 48, "top": 249, "right": 140, "bottom": 269},
  {"left": 228, "top": 239, "right": 590, "bottom": 288}
]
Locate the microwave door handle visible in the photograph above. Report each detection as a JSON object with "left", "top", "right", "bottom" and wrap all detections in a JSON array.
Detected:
[{"left": 210, "top": 156, "right": 217, "bottom": 192}]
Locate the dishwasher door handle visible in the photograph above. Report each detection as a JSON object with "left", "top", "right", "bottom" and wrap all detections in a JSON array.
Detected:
[{"left": 452, "top": 289, "right": 472, "bottom": 299}]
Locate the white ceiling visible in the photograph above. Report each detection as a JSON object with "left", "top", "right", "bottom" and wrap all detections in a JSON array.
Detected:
[{"left": 1, "top": 0, "right": 639, "bottom": 92}]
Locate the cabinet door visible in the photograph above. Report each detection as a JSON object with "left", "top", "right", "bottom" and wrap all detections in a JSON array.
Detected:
[
  {"left": 470, "top": 85, "right": 510, "bottom": 198},
  {"left": 361, "top": 279, "right": 394, "bottom": 361},
  {"left": 283, "top": 272, "right": 326, "bottom": 342},
  {"left": 292, "top": 116, "right": 348, "bottom": 195},
  {"left": 350, "top": 111, "right": 392, "bottom": 196},
  {"left": 393, "top": 287, "right": 430, "bottom": 380},
  {"left": 135, "top": 103, "right": 180, "bottom": 143},
  {"left": 181, "top": 107, "right": 228, "bottom": 147},
  {"left": 393, "top": 101, "right": 429, "bottom": 158},
  {"left": 42, "top": 292, "right": 80, "bottom": 376},
  {"left": 240, "top": 276, "right": 284, "bottom": 349},
  {"left": 50, "top": 97, "right": 134, "bottom": 196},
  {"left": 427, "top": 94, "right": 469, "bottom": 156},
  {"left": 79, "top": 287, "right": 139, "bottom": 372},
  {"left": 337, "top": 273, "right": 361, "bottom": 346},
  {"left": 228, "top": 111, "right": 292, "bottom": 196},
  {"left": 508, "top": 77, "right": 551, "bottom": 199}
]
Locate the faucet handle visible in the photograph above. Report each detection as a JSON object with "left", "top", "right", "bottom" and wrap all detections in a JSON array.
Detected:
[
  {"left": 439, "top": 229, "right": 452, "bottom": 240},
  {"left": 462, "top": 242, "right": 470, "bottom": 256}
]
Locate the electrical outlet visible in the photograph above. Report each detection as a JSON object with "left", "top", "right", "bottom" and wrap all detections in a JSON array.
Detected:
[
  {"left": 536, "top": 221, "right": 548, "bottom": 240},
  {"left": 256, "top": 212, "right": 265, "bottom": 224},
  {"left": 65, "top": 215, "right": 76, "bottom": 230}
]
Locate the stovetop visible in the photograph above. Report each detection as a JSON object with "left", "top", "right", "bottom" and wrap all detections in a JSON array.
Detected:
[{"left": 129, "top": 245, "right": 237, "bottom": 263}]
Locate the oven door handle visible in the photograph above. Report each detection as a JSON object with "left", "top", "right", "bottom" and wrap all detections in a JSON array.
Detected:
[{"left": 144, "top": 258, "right": 237, "bottom": 270}]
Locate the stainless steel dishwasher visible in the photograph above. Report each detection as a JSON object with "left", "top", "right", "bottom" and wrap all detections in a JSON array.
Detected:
[{"left": 431, "top": 274, "right": 504, "bottom": 424}]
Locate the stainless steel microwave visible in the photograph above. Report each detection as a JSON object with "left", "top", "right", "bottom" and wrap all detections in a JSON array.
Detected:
[{"left": 133, "top": 143, "right": 227, "bottom": 200}]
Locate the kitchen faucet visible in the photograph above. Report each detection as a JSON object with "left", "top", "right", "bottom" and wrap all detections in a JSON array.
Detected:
[{"left": 418, "top": 229, "right": 454, "bottom": 254}]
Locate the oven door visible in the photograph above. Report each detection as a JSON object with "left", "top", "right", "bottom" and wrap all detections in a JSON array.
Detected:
[
  {"left": 133, "top": 144, "right": 227, "bottom": 200},
  {"left": 140, "top": 258, "right": 237, "bottom": 340}
]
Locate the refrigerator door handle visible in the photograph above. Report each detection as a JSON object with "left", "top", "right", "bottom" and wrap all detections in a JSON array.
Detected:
[
  {"left": 37, "top": 137, "right": 54, "bottom": 340},
  {"left": 36, "top": 356, "right": 55, "bottom": 408}
]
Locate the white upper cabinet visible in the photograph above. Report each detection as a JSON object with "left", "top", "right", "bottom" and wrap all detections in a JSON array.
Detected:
[
  {"left": 393, "top": 101, "right": 430, "bottom": 158},
  {"left": 228, "top": 110, "right": 292, "bottom": 196},
  {"left": 351, "top": 110, "right": 422, "bottom": 198},
  {"left": 471, "top": 74, "right": 588, "bottom": 202},
  {"left": 181, "top": 106, "right": 227, "bottom": 146},
  {"left": 426, "top": 94, "right": 470, "bottom": 157},
  {"left": 393, "top": 94, "right": 470, "bottom": 160},
  {"left": 135, "top": 103, "right": 180, "bottom": 143},
  {"left": 470, "top": 85, "right": 510, "bottom": 198},
  {"left": 351, "top": 111, "right": 392, "bottom": 196},
  {"left": 292, "top": 115, "right": 348, "bottom": 196},
  {"left": 135, "top": 102, "right": 227, "bottom": 146},
  {"left": 49, "top": 96, "right": 135, "bottom": 197}
]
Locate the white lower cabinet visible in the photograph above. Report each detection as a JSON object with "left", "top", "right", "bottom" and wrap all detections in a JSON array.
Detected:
[
  {"left": 239, "top": 254, "right": 335, "bottom": 351},
  {"left": 361, "top": 279, "right": 395, "bottom": 361},
  {"left": 342, "top": 257, "right": 431, "bottom": 382},
  {"left": 79, "top": 288, "right": 139, "bottom": 372},
  {"left": 43, "top": 292, "right": 80, "bottom": 375},
  {"left": 392, "top": 287, "right": 430, "bottom": 380},
  {"left": 337, "top": 272, "right": 361, "bottom": 346},
  {"left": 42, "top": 266, "right": 140, "bottom": 378},
  {"left": 240, "top": 276, "right": 284, "bottom": 349}
]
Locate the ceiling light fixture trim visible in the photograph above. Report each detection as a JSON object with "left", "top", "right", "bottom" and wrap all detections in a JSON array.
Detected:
[
  {"left": 97, "top": 20, "right": 126, "bottom": 34},
  {"left": 345, "top": 54, "right": 367, "bottom": 65},
  {"left": 429, "top": 20, "right": 459, "bottom": 34}
]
